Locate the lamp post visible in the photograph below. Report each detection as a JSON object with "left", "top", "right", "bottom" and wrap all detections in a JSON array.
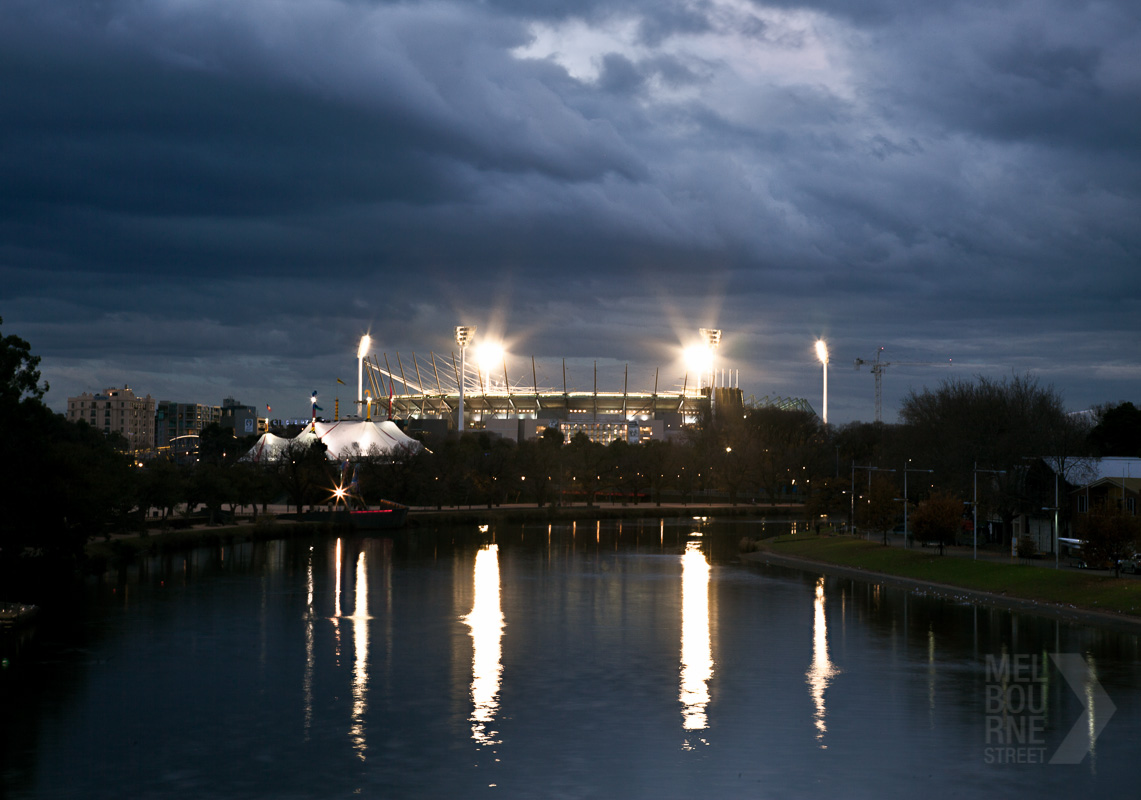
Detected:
[
  {"left": 1042, "top": 467, "right": 1060, "bottom": 569},
  {"left": 973, "top": 463, "right": 1007, "bottom": 560},
  {"left": 357, "top": 334, "right": 371, "bottom": 417},
  {"left": 815, "top": 340, "right": 828, "bottom": 425},
  {"left": 455, "top": 326, "right": 476, "bottom": 433},
  {"left": 902, "top": 461, "right": 934, "bottom": 548}
]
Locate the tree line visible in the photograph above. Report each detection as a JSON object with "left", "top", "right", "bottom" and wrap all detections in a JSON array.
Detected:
[{"left": 3, "top": 317, "right": 1140, "bottom": 596}]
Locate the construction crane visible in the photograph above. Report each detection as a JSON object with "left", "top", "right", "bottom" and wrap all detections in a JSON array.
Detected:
[{"left": 854, "top": 347, "right": 948, "bottom": 423}]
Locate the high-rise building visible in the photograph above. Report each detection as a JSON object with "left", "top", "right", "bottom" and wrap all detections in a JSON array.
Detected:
[
  {"left": 155, "top": 401, "right": 221, "bottom": 450},
  {"left": 67, "top": 386, "right": 156, "bottom": 452},
  {"left": 220, "top": 397, "right": 260, "bottom": 438}
]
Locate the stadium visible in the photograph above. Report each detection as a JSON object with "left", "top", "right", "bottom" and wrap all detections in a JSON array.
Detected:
[{"left": 342, "top": 330, "right": 814, "bottom": 445}]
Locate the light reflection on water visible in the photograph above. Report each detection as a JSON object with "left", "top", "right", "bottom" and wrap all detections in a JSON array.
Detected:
[
  {"left": 679, "top": 540, "right": 712, "bottom": 744},
  {"left": 5, "top": 519, "right": 1141, "bottom": 799},
  {"left": 349, "top": 549, "right": 369, "bottom": 760},
  {"left": 464, "top": 543, "right": 504, "bottom": 746},
  {"left": 806, "top": 576, "right": 838, "bottom": 747}
]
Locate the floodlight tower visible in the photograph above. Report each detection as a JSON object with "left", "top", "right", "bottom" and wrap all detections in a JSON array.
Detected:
[
  {"left": 455, "top": 325, "right": 476, "bottom": 432},
  {"left": 698, "top": 328, "right": 721, "bottom": 390},
  {"left": 357, "top": 334, "right": 371, "bottom": 416},
  {"left": 815, "top": 340, "right": 829, "bottom": 425}
]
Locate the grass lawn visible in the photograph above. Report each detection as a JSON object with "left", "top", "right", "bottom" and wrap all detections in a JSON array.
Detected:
[{"left": 763, "top": 535, "right": 1141, "bottom": 618}]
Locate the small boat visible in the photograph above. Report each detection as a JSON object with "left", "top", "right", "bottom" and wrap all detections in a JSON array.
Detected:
[{"left": 349, "top": 501, "right": 409, "bottom": 531}]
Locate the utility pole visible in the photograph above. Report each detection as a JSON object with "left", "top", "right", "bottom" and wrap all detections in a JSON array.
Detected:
[
  {"left": 852, "top": 463, "right": 897, "bottom": 541},
  {"left": 973, "top": 463, "right": 1006, "bottom": 560},
  {"left": 903, "top": 460, "right": 934, "bottom": 548}
]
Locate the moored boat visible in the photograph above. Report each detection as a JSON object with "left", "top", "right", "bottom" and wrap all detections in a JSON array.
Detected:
[{"left": 349, "top": 501, "right": 409, "bottom": 531}]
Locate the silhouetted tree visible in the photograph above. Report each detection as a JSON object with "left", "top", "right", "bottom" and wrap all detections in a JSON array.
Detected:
[
  {"left": 910, "top": 491, "right": 965, "bottom": 554},
  {"left": 0, "top": 319, "right": 138, "bottom": 596},
  {"left": 276, "top": 440, "right": 332, "bottom": 511},
  {"left": 567, "top": 432, "right": 604, "bottom": 505},
  {"left": 1089, "top": 402, "right": 1141, "bottom": 457},
  {"left": 860, "top": 475, "right": 900, "bottom": 544},
  {"left": 139, "top": 456, "right": 186, "bottom": 522},
  {"left": 900, "top": 374, "right": 1088, "bottom": 545},
  {"left": 1080, "top": 511, "right": 1141, "bottom": 577}
]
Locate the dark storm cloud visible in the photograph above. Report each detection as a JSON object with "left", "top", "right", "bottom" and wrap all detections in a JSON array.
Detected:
[{"left": 2, "top": 0, "right": 1139, "bottom": 422}]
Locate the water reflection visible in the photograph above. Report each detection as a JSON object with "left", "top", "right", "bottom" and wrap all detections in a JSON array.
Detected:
[
  {"left": 303, "top": 545, "right": 315, "bottom": 740},
  {"left": 333, "top": 538, "right": 343, "bottom": 659},
  {"left": 806, "top": 577, "right": 838, "bottom": 747},
  {"left": 350, "top": 549, "right": 370, "bottom": 760},
  {"left": 22, "top": 521, "right": 1141, "bottom": 799},
  {"left": 464, "top": 544, "right": 504, "bottom": 746},
  {"left": 680, "top": 541, "right": 712, "bottom": 745}
]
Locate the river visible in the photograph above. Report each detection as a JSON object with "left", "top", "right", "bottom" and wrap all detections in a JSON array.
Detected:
[{"left": 3, "top": 517, "right": 1139, "bottom": 798}]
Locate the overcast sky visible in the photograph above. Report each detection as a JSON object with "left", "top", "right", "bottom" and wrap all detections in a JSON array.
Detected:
[{"left": 3, "top": 0, "right": 1139, "bottom": 424}]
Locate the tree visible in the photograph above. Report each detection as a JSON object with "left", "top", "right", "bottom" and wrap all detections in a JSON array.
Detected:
[
  {"left": 0, "top": 316, "right": 48, "bottom": 405},
  {"left": 139, "top": 457, "right": 186, "bottom": 522},
  {"left": 900, "top": 374, "right": 1088, "bottom": 545},
  {"left": 1, "top": 320, "right": 140, "bottom": 597},
  {"left": 642, "top": 440, "right": 674, "bottom": 506},
  {"left": 190, "top": 463, "right": 234, "bottom": 525},
  {"left": 804, "top": 476, "right": 849, "bottom": 533},
  {"left": 566, "top": 431, "right": 604, "bottom": 506},
  {"left": 469, "top": 436, "right": 516, "bottom": 508},
  {"left": 910, "top": 491, "right": 965, "bottom": 554},
  {"left": 1089, "top": 402, "right": 1141, "bottom": 457},
  {"left": 738, "top": 407, "right": 824, "bottom": 503},
  {"left": 1080, "top": 511, "right": 1141, "bottom": 577},
  {"left": 275, "top": 440, "right": 332, "bottom": 511},
  {"left": 860, "top": 475, "right": 900, "bottom": 545}
]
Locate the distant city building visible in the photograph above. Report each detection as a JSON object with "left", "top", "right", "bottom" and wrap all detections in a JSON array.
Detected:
[
  {"left": 220, "top": 397, "right": 262, "bottom": 438},
  {"left": 155, "top": 401, "right": 220, "bottom": 450},
  {"left": 67, "top": 386, "right": 156, "bottom": 452}
]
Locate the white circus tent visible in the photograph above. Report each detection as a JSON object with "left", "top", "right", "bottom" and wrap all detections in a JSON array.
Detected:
[
  {"left": 242, "top": 420, "right": 420, "bottom": 463},
  {"left": 311, "top": 420, "right": 421, "bottom": 460},
  {"left": 242, "top": 432, "right": 293, "bottom": 464}
]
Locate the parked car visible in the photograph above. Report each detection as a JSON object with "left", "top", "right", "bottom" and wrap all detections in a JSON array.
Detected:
[{"left": 1119, "top": 555, "right": 1141, "bottom": 575}]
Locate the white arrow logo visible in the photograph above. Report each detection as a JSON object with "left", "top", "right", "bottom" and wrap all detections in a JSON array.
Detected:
[{"left": 1049, "top": 653, "right": 1116, "bottom": 765}]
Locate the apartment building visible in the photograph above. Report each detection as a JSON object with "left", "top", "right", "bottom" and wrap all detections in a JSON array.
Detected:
[{"left": 66, "top": 385, "right": 156, "bottom": 452}]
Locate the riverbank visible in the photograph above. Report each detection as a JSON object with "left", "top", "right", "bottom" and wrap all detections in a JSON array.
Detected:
[
  {"left": 743, "top": 534, "right": 1141, "bottom": 633},
  {"left": 404, "top": 501, "right": 792, "bottom": 526},
  {"left": 86, "top": 502, "right": 798, "bottom": 561}
]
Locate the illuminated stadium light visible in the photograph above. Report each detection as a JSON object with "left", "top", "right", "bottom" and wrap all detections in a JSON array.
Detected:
[
  {"left": 357, "top": 334, "right": 371, "bottom": 407},
  {"left": 815, "top": 339, "right": 828, "bottom": 425}
]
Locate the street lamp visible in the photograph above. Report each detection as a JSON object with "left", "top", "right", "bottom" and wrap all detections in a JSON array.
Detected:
[
  {"left": 973, "top": 463, "right": 1007, "bottom": 560},
  {"left": 903, "top": 460, "right": 934, "bottom": 548},
  {"left": 357, "top": 334, "right": 371, "bottom": 416},
  {"left": 1042, "top": 465, "right": 1060, "bottom": 569},
  {"left": 455, "top": 325, "right": 476, "bottom": 433},
  {"left": 815, "top": 340, "right": 828, "bottom": 425}
]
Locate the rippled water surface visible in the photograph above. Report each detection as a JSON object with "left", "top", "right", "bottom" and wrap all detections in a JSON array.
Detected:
[{"left": 4, "top": 518, "right": 1141, "bottom": 798}]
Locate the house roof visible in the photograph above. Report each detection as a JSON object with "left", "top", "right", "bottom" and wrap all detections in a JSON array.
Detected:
[
  {"left": 1043, "top": 456, "right": 1141, "bottom": 486},
  {"left": 1071, "top": 476, "right": 1141, "bottom": 495}
]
